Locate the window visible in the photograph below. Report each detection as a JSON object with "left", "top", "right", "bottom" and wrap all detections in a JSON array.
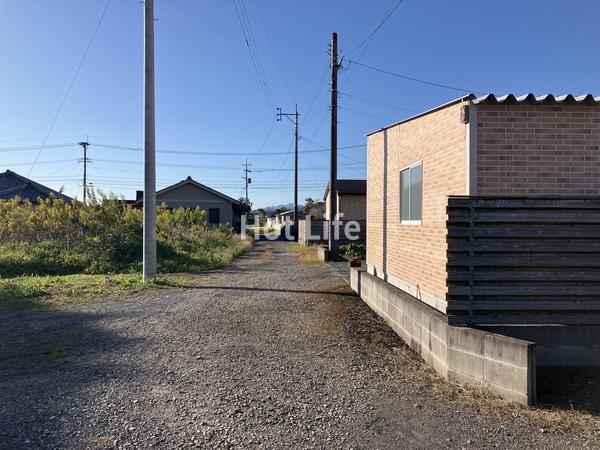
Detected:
[
  {"left": 208, "top": 208, "right": 220, "bottom": 224},
  {"left": 400, "top": 163, "right": 422, "bottom": 223}
]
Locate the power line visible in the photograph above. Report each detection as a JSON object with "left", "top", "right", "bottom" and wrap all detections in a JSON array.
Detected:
[
  {"left": 303, "top": 60, "right": 330, "bottom": 127},
  {"left": 346, "top": 0, "right": 405, "bottom": 55},
  {"left": 339, "top": 105, "right": 395, "bottom": 122},
  {"left": 0, "top": 140, "right": 344, "bottom": 156},
  {"left": 233, "top": 0, "right": 277, "bottom": 112},
  {"left": 6, "top": 159, "right": 78, "bottom": 167},
  {"left": 348, "top": 60, "right": 484, "bottom": 95},
  {"left": 25, "top": 0, "right": 112, "bottom": 178},
  {"left": 89, "top": 158, "right": 362, "bottom": 172},
  {"left": 253, "top": 0, "right": 295, "bottom": 103},
  {"left": 0, "top": 143, "right": 78, "bottom": 153},
  {"left": 90, "top": 142, "right": 322, "bottom": 156},
  {"left": 339, "top": 91, "right": 417, "bottom": 112}
]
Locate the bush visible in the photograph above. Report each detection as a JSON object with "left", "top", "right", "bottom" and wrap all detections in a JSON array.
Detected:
[
  {"left": 0, "top": 193, "right": 249, "bottom": 278},
  {"left": 338, "top": 243, "right": 366, "bottom": 260}
]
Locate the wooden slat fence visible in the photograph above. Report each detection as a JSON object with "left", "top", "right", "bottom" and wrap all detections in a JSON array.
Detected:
[
  {"left": 446, "top": 196, "right": 600, "bottom": 326},
  {"left": 298, "top": 219, "right": 366, "bottom": 246}
]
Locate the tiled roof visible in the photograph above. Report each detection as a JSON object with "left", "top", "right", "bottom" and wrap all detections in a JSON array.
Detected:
[
  {"left": 474, "top": 93, "right": 600, "bottom": 105},
  {"left": 0, "top": 170, "right": 72, "bottom": 202}
]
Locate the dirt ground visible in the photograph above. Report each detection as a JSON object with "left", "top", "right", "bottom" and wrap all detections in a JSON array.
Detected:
[{"left": 1, "top": 241, "right": 599, "bottom": 449}]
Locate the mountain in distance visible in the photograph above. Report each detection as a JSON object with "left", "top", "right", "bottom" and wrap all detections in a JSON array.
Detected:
[{"left": 256, "top": 203, "right": 294, "bottom": 214}]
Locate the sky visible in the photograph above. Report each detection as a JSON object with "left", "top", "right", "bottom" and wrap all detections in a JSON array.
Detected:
[{"left": 1, "top": 0, "right": 599, "bottom": 208}]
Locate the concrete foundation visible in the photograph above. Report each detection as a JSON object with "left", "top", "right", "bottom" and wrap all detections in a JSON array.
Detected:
[
  {"left": 350, "top": 268, "right": 536, "bottom": 405},
  {"left": 317, "top": 246, "right": 329, "bottom": 262}
]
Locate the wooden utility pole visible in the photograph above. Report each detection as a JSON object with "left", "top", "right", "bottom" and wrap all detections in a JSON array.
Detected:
[
  {"left": 243, "top": 159, "right": 252, "bottom": 203},
  {"left": 78, "top": 141, "right": 90, "bottom": 203},
  {"left": 328, "top": 32, "right": 339, "bottom": 256},
  {"left": 143, "top": 0, "right": 157, "bottom": 280},
  {"left": 277, "top": 105, "right": 300, "bottom": 241}
]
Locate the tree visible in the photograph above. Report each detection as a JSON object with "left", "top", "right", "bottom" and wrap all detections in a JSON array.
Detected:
[{"left": 305, "top": 199, "right": 325, "bottom": 219}]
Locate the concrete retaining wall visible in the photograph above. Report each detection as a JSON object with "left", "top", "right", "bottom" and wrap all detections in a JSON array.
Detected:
[
  {"left": 350, "top": 268, "right": 536, "bottom": 405},
  {"left": 480, "top": 325, "right": 600, "bottom": 367}
]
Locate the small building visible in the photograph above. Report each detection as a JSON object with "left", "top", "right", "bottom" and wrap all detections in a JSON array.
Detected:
[
  {"left": 351, "top": 93, "right": 600, "bottom": 405},
  {"left": 273, "top": 210, "right": 305, "bottom": 226},
  {"left": 0, "top": 170, "right": 72, "bottom": 203},
  {"left": 135, "top": 176, "right": 250, "bottom": 231},
  {"left": 323, "top": 179, "right": 367, "bottom": 221}
]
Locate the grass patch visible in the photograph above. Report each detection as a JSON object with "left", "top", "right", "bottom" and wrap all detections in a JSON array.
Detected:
[
  {"left": 0, "top": 272, "right": 210, "bottom": 313},
  {"left": 288, "top": 243, "right": 324, "bottom": 265},
  {"left": 255, "top": 226, "right": 276, "bottom": 235}
]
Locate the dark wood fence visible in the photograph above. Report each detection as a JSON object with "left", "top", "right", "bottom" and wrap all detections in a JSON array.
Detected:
[
  {"left": 298, "top": 219, "right": 366, "bottom": 246},
  {"left": 446, "top": 196, "right": 600, "bottom": 326}
]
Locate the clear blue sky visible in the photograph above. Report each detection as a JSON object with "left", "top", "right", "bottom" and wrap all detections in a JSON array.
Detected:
[{"left": 1, "top": 0, "right": 598, "bottom": 208}]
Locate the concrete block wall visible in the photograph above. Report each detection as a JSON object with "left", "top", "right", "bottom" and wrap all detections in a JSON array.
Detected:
[
  {"left": 480, "top": 325, "right": 600, "bottom": 367},
  {"left": 351, "top": 267, "right": 536, "bottom": 405}
]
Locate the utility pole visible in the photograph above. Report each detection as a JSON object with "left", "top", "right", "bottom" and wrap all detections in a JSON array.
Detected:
[
  {"left": 328, "top": 32, "right": 340, "bottom": 256},
  {"left": 243, "top": 159, "right": 252, "bottom": 203},
  {"left": 78, "top": 141, "right": 90, "bottom": 203},
  {"left": 277, "top": 104, "right": 300, "bottom": 241},
  {"left": 143, "top": 0, "right": 157, "bottom": 280}
]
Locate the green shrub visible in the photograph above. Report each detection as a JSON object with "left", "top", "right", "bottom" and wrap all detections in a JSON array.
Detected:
[
  {"left": 0, "top": 193, "right": 249, "bottom": 278},
  {"left": 338, "top": 243, "right": 366, "bottom": 260}
]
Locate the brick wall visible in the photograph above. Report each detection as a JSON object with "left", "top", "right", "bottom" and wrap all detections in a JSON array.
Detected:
[
  {"left": 367, "top": 102, "right": 469, "bottom": 307},
  {"left": 338, "top": 194, "right": 366, "bottom": 221},
  {"left": 477, "top": 104, "right": 600, "bottom": 195}
]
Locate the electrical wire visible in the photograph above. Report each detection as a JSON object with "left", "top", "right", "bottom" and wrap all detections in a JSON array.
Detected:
[
  {"left": 253, "top": 0, "right": 295, "bottom": 104},
  {"left": 233, "top": 0, "right": 277, "bottom": 112},
  {"left": 25, "top": 0, "right": 112, "bottom": 178},
  {"left": 345, "top": 0, "right": 405, "bottom": 56},
  {"left": 339, "top": 91, "right": 417, "bottom": 112},
  {"left": 348, "top": 60, "right": 484, "bottom": 95},
  {"left": 339, "top": 105, "right": 395, "bottom": 122},
  {"left": 0, "top": 143, "right": 78, "bottom": 153}
]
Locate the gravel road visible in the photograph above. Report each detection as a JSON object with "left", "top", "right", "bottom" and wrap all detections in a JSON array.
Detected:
[{"left": 0, "top": 241, "right": 598, "bottom": 449}]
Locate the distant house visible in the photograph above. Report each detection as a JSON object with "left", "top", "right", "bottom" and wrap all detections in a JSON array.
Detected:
[
  {"left": 323, "top": 179, "right": 366, "bottom": 221},
  {"left": 296, "top": 180, "right": 367, "bottom": 246},
  {"left": 0, "top": 170, "right": 72, "bottom": 203},
  {"left": 273, "top": 210, "right": 306, "bottom": 226},
  {"left": 135, "top": 176, "right": 250, "bottom": 231}
]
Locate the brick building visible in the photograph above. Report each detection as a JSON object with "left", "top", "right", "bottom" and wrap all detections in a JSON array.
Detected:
[
  {"left": 354, "top": 93, "right": 600, "bottom": 404},
  {"left": 323, "top": 179, "right": 367, "bottom": 221},
  {"left": 366, "top": 93, "right": 600, "bottom": 313}
]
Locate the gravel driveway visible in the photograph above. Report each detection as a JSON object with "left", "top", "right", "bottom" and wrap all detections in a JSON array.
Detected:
[{"left": 0, "top": 241, "right": 597, "bottom": 449}]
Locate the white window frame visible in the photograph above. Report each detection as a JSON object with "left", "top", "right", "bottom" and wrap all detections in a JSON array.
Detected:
[{"left": 399, "top": 161, "right": 423, "bottom": 225}]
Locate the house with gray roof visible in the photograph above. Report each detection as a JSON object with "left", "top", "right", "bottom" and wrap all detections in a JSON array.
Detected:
[
  {"left": 134, "top": 176, "right": 250, "bottom": 232},
  {"left": 0, "top": 170, "right": 72, "bottom": 203}
]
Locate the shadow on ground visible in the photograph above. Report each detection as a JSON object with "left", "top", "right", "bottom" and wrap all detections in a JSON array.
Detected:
[
  {"left": 0, "top": 309, "right": 139, "bottom": 449},
  {"left": 537, "top": 367, "right": 600, "bottom": 416}
]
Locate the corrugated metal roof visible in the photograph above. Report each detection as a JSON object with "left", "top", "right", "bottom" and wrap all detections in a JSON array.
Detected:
[
  {"left": 367, "top": 93, "right": 600, "bottom": 136},
  {"left": 474, "top": 93, "right": 600, "bottom": 105}
]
